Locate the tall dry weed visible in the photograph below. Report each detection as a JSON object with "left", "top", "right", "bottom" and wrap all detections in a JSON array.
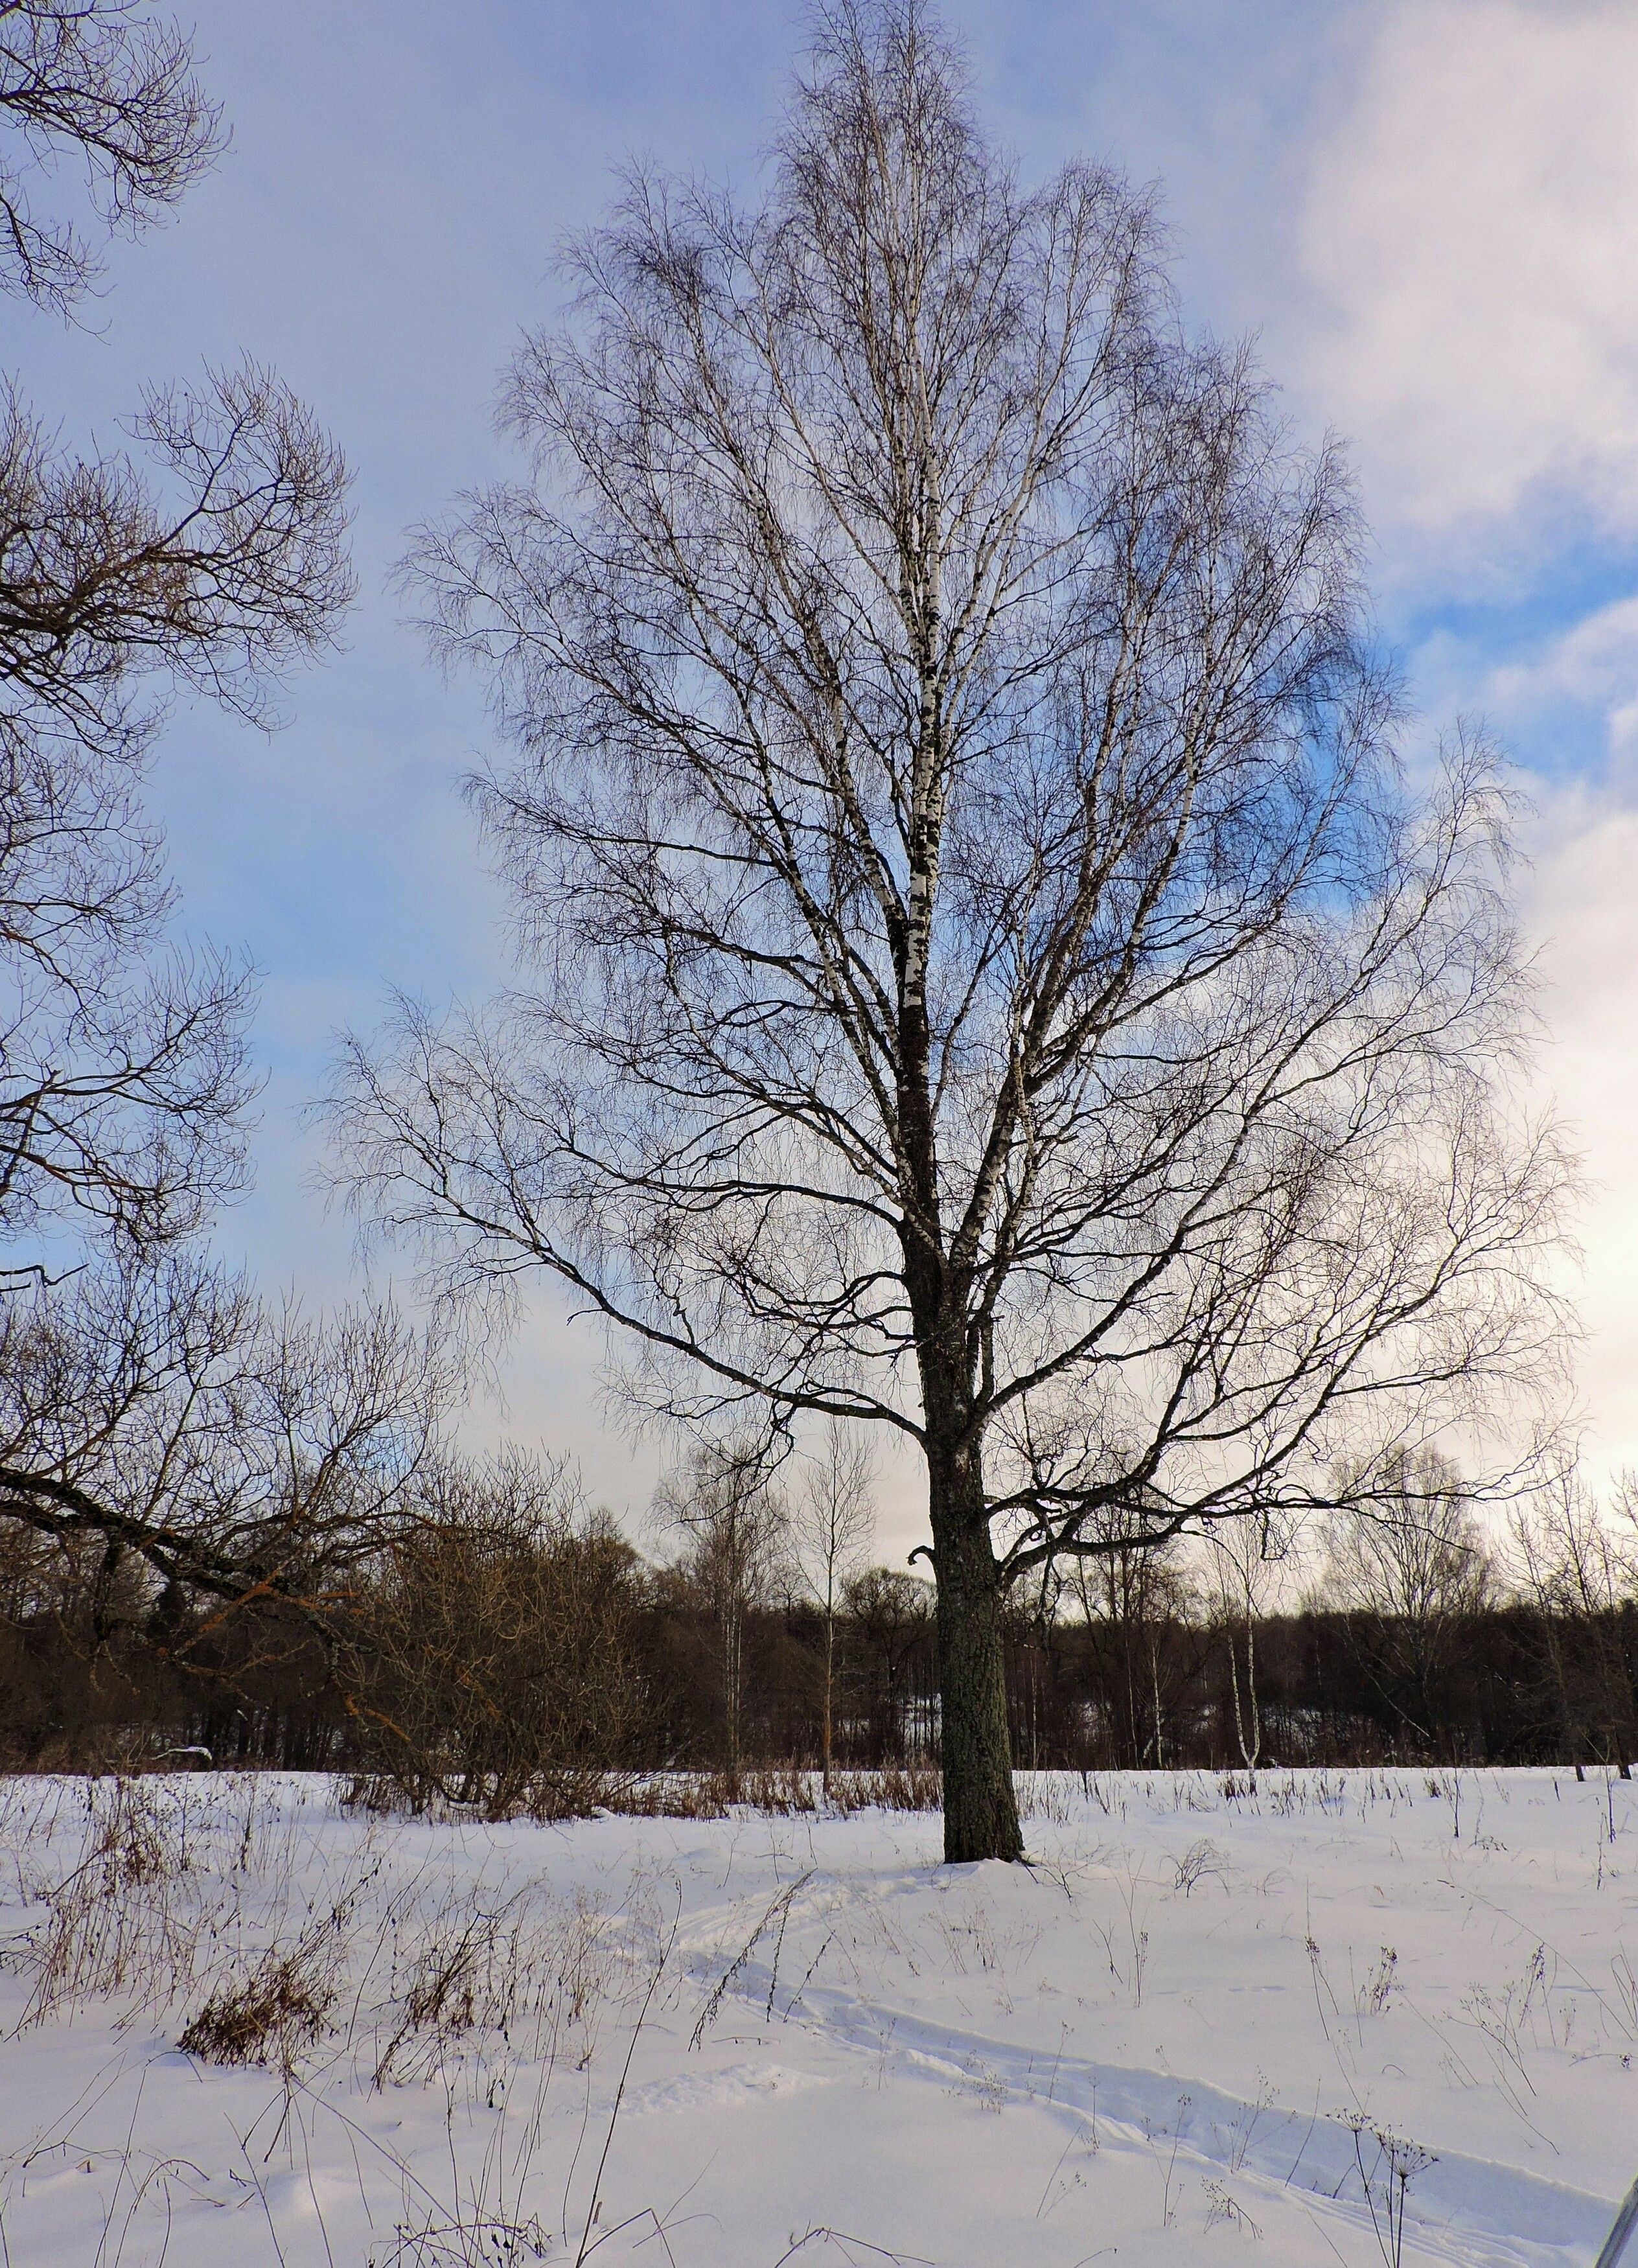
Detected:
[{"left": 6, "top": 1777, "right": 202, "bottom": 2028}]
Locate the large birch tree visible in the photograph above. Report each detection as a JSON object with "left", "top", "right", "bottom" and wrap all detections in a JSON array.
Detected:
[{"left": 331, "top": 0, "right": 1567, "bottom": 1860}]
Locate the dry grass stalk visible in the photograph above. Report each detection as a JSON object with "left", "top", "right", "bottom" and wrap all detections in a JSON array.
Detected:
[
  {"left": 177, "top": 1946, "right": 336, "bottom": 2072},
  {"left": 9, "top": 1776, "right": 198, "bottom": 2029}
]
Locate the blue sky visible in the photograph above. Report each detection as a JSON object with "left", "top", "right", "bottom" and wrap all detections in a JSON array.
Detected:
[{"left": 16, "top": 0, "right": 1638, "bottom": 1539}]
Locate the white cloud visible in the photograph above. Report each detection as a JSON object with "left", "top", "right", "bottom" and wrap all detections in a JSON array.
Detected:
[
  {"left": 1302, "top": 0, "right": 1638, "bottom": 548},
  {"left": 1497, "top": 753, "right": 1633, "bottom": 1488},
  {"left": 1488, "top": 596, "right": 1638, "bottom": 717},
  {"left": 1521, "top": 780, "right": 1638, "bottom": 1483},
  {"left": 1404, "top": 590, "right": 1638, "bottom": 1486}
]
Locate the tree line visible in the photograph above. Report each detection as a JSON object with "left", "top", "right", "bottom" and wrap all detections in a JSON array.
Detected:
[{"left": 3, "top": 1436, "right": 1632, "bottom": 1799}]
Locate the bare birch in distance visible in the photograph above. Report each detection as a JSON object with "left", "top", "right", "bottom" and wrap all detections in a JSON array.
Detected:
[
  {"left": 330, "top": 0, "right": 1570, "bottom": 1860},
  {"left": 790, "top": 1422, "right": 876, "bottom": 1787},
  {"left": 654, "top": 1437, "right": 789, "bottom": 1779}
]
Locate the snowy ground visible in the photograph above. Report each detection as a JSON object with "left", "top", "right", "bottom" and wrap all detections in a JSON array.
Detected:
[{"left": 0, "top": 1770, "right": 1634, "bottom": 2267}]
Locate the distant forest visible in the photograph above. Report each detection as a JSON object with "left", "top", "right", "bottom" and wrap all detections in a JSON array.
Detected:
[{"left": 3, "top": 1466, "right": 1633, "bottom": 1792}]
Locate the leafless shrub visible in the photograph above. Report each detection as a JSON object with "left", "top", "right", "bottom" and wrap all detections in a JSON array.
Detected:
[
  {"left": 1347, "top": 2120, "right": 1436, "bottom": 2268},
  {"left": 691, "top": 1872, "right": 813, "bottom": 2050},
  {"left": 597, "top": 1763, "right": 941, "bottom": 1818},
  {"left": 1203, "top": 2180, "right": 1263, "bottom": 2239},
  {"left": 377, "top": 2210, "right": 553, "bottom": 2267},
  {"left": 3, "top": 1775, "right": 386, "bottom": 2065},
  {"left": 346, "top": 1450, "right": 642, "bottom": 1821},
  {"left": 1227, "top": 2074, "right": 1277, "bottom": 2173},
  {"left": 1015, "top": 1776, "right": 1075, "bottom": 1825},
  {"left": 732, "top": 1764, "right": 822, "bottom": 1814},
  {"left": 952, "top": 2052, "right": 1006, "bottom": 2112},
  {"left": 596, "top": 1772, "right": 731, "bottom": 1822},
  {"left": 365, "top": 1914, "right": 678, "bottom": 2268},
  {"left": 1460, "top": 1943, "right": 1550, "bottom": 2108},
  {"left": 1142, "top": 2094, "right": 1192, "bottom": 2228},
  {"left": 373, "top": 1909, "right": 500, "bottom": 2087},
  {"left": 1613, "top": 1948, "right": 1638, "bottom": 2039},
  {"left": 1358, "top": 1945, "right": 1400, "bottom": 2019},
  {"left": 771, "top": 2239, "right": 930, "bottom": 2268}
]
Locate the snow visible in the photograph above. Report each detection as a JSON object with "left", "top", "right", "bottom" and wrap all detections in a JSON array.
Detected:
[{"left": 0, "top": 1768, "right": 1634, "bottom": 2265}]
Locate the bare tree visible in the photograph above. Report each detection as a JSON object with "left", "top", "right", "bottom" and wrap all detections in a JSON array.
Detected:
[
  {"left": 0, "top": 1250, "right": 450, "bottom": 1645},
  {"left": 1207, "top": 1510, "right": 1297, "bottom": 1778},
  {"left": 1510, "top": 1469, "right": 1637, "bottom": 1779},
  {"left": 0, "top": 8, "right": 352, "bottom": 1288},
  {"left": 0, "top": 369, "right": 352, "bottom": 1281},
  {"left": 329, "top": 1, "right": 1569, "bottom": 1859},
  {"left": 654, "top": 1435, "right": 789, "bottom": 1776},
  {"left": 789, "top": 1420, "right": 876, "bottom": 1785},
  {"left": 1318, "top": 1450, "right": 1494, "bottom": 1755},
  {"left": 1068, "top": 1507, "right": 1195, "bottom": 1769},
  {"left": 0, "top": 0, "right": 370, "bottom": 1743},
  {"left": 0, "top": 1, "right": 222, "bottom": 314}
]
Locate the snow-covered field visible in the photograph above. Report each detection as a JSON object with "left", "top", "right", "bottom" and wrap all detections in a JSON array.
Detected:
[{"left": 0, "top": 1770, "right": 1633, "bottom": 2267}]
